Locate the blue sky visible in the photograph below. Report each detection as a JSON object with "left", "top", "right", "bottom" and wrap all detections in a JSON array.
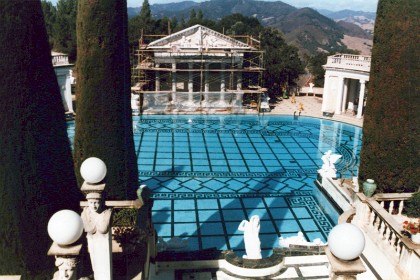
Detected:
[{"left": 48, "top": 0, "right": 379, "bottom": 13}]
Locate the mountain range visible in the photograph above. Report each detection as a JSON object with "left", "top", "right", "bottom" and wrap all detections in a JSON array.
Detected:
[{"left": 128, "top": 0, "right": 374, "bottom": 56}]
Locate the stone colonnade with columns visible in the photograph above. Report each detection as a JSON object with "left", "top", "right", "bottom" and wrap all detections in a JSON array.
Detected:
[
  {"left": 134, "top": 25, "right": 263, "bottom": 114},
  {"left": 52, "top": 51, "right": 74, "bottom": 114},
  {"left": 322, "top": 54, "right": 371, "bottom": 119}
]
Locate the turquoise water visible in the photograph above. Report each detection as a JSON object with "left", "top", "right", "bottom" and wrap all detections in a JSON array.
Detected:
[{"left": 67, "top": 115, "right": 362, "bottom": 257}]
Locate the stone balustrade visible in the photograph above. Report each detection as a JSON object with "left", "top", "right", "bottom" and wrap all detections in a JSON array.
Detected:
[
  {"left": 353, "top": 192, "right": 420, "bottom": 280},
  {"left": 51, "top": 52, "right": 70, "bottom": 66},
  {"left": 325, "top": 54, "right": 371, "bottom": 73}
]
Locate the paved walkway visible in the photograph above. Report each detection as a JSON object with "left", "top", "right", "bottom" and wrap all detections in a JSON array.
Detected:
[{"left": 267, "top": 95, "right": 364, "bottom": 127}]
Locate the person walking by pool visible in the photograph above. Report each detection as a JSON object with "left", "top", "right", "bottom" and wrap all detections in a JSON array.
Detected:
[{"left": 238, "top": 215, "right": 262, "bottom": 259}]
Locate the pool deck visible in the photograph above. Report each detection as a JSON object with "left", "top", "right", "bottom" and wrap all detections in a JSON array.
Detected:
[{"left": 266, "top": 96, "right": 364, "bottom": 127}]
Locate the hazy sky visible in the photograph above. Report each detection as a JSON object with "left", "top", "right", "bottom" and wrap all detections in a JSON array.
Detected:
[{"left": 48, "top": 0, "right": 379, "bottom": 13}]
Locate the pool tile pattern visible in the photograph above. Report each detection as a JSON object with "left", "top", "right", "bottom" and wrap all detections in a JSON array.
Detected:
[{"left": 67, "top": 115, "right": 362, "bottom": 257}]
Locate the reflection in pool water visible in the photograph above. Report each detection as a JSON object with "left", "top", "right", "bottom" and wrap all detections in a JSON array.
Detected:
[{"left": 67, "top": 115, "right": 362, "bottom": 257}]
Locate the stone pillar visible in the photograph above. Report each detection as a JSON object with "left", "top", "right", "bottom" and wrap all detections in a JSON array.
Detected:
[
  {"left": 48, "top": 242, "right": 82, "bottom": 280},
  {"left": 204, "top": 63, "right": 209, "bottom": 93},
  {"left": 322, "top": 73, "right": 330, "bottom": 112},
  {"left": 203, "top": 63, "right": 210, "bottom": 107},
  {"left": 65, "top": 70, "right": 74, "bottom": 113},
  {"left": 187, "top": 62, "right": 194, "bottom": 105},
  {"left": 237, "top": 65, "right": 243, "bottom": 91},
  {"left": 171, "top": 63, "right": 177, "bottom": 104},
  {"left": 155, "top": 63, "right": 160, "bottom": 92},
  {"left": 219, "top": 62, "right": 226, "bottom": 106},
  {"left": 80, "top": 183, "right": 113, "bottom": 280},
  {"left": 356, "top": 80, "right": 366, "bottom": 119},
  {"left": 326, "top": 248, "right": 366, "bottom": 280},
  {"left": 342, "top": 79, "right": 349, "bottom": 113},
  {"left": 335, "top": 76, "right": 344, "bottom": 114}
]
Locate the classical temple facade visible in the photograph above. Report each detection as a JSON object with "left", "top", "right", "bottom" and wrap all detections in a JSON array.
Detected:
[
  {"left": 52, "top": 51, "right": 74, "bottom": 114},
  {"left": 132, "top": 25, "right": 264, "bottom": 114},
  {"left": 322, "top": 54, "right": 371, "bottom": 119}
]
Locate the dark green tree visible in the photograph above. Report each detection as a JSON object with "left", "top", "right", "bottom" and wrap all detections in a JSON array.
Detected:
[
  {"left": 217, "top": 13, "right": 262, "bottom": 36},
  {"left": 358, "top": 0, "right": 419, "bottom": 193},
  {"left": 0, "top": 0, "right": 81, "bottom": 277},
  {"left": 261, "top": 28, "right": 304, "bottom": 96},
  {"left": 53, "top": 0, "right": 77, "bottom": 61},
  {"left": 307, "top": 52, "right": 329, "bottom": 87},
  {"left": 139, "top": 0, "right": 152, "bottom": 22},
  {"left": 74, "top": 0, "right": 139, "bottom": 200},
  {"left": 128, "top": 0, "right": 155, "bottom": 48},
  {"left": 41, "top": 0, "right": 57, "bottom": 48}
]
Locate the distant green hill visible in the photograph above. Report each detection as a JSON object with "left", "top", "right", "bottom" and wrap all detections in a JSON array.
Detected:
[{"left": 128, "top": 0, "right": 372, "bottom": 56}]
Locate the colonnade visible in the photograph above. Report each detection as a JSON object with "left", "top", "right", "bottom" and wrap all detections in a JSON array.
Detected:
[
  {"left": 322, "top": 73, "right": 369, "bottom": 119},
  {"left": 147, "top": 61, "right": 244, "bottom": 111}
]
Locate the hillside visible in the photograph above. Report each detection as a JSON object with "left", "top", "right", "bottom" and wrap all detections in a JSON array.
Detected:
[
  {"left": 130, "top": 0, "right": 373, "bottom": 56},
  {"left": 337, "top": 21, "right": 372, "bottom": 39},
  {"left": 318, "top": 9, "right": 376, "bottom": 36}
]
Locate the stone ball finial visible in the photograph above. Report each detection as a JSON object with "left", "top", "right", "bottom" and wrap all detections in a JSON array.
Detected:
[
  {"left": 48, "top": 210, "right": 84, "bottom": 246},
  {"left": 80, "top": 157, "right": 107, "bottom": 184},
  {"left": 328, "top": 223, "right": 365, "bottom": 260}
]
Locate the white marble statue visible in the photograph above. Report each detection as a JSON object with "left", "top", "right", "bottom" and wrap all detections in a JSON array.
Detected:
[
  {"left": 279, "top": 231, "right": 325, "bottom": 248},
  {"left": 81, "top": 192, "right": 113, "bottom": 280},
  {"left": 308, "top": 82, "right": 314, "bottom": 93},
  {"left": 260, "top": 93, "right": 271, "bottom": 112},
  {"left": 238, "top": 215, "right": 262, "bottom": 259},
  {"left": 318, "top": 150, "right": 342, "bottom": 178},
  {"left": 131, "top": 93, "right": 140, "bottom": 115},
  {"left": 52, "top": 257, "right": 78, "bottom": 280},
  {"left": 156, "top": 237, "right": 189, "bottom": 252}
]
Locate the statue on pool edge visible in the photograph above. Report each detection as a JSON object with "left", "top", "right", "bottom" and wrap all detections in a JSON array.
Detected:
[{"left": 238, "top": 215, "right": 262, "bottom": 259}]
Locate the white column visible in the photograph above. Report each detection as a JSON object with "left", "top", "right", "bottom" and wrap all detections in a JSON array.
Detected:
[
  {"left": 186, "top": 62, "right": 195, "bottom": 108},
  {"left": 171, "top": 63, "right": 177, "bottom": 103},
  {"left": 342, "top": 78, "right": 349, "bottom": 112},
  {"left": 321, "top": 73, "right": 330, "bottom": 112},
  {"left": 204, "top": 63, "right": 209, "bottom": 106},
  {"left": 357, "top": 80, "right": 366, "bottom": 119},
  {"left": 335, "top": 76, "right": 344, "bottom": 114},
  {"left": 155, "top": 63, "right": 160, "bottom": 92},
  {"left": 237, "top": 65, "right": 242, "bottom": 91},
  {"left": 219, "top": 63, "right": 226, "bottom": 105},
  {"left": 65, "top": 71, "right": 73, "bottom": 113},
  {"left": 204, "top": 63, "right": 209, "bottom": 93},
  {"left": 188, "top": 62, "right": 193, "bottom": 102}
]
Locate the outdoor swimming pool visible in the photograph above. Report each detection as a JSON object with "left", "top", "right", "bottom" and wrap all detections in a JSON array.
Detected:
[{"left": 67, "top": 115, "right": 362, "bottom": 257}]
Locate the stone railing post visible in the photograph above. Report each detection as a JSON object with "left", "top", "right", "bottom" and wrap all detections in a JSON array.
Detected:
[
  {"left": 80, "top": 182, "right": 113, "bottom": 280},
  {"left": 48, "top": 242, "right": 82, "bottom": 280},
  {"left": 326, "top": 248, "right": 366, "bottom": 280}
]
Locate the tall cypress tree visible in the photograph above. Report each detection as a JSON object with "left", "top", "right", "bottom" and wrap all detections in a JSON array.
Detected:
[
  {"left": 0, "top": 0, "right": 81, "bottom": 276},
  {"left": 74, "top": 0, "right": 139, "bottom": 200},
  {"left": 359, "top": 0, "right": 419, "bottom": 193}
]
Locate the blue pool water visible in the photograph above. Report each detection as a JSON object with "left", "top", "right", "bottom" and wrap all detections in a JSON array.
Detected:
[{"left": 67, "top": 115, "right": 362, "bottom": 257}]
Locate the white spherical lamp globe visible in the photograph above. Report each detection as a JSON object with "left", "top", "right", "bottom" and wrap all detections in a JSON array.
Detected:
[
  {"left": 328, "top": 223, "right": 365, "bottom": 260},
  {"left": 80, "top": 157, "right": 107, "bottom": 184},
  {"left": 48, "top": 210, "right": 84, "bottom": 246}
]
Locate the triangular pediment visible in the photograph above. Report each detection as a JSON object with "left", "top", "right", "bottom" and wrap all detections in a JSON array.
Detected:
[{"left": 147, "top": 25, "right": 253, "bottom": 50}]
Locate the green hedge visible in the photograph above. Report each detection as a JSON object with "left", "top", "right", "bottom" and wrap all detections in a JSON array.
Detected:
[
  {"left": 74, "top": 0, "right": 138, "bottom": 200},
  {"left": 359, "top": 0, "right": 419, "bottom": 193},
  {"left": 0, "top": 1, "right": 81, "bottom": 277}
]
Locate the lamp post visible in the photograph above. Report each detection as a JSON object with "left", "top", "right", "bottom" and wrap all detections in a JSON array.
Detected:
[
  {"left": 47, "top": 210, "right": 84, "bottom": 280},
  {"left": 80, "top": 157, "right": 113, "bottom": 280},
  {"left": 326, "top": 223, "right": 367, "bottom": 279}
]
